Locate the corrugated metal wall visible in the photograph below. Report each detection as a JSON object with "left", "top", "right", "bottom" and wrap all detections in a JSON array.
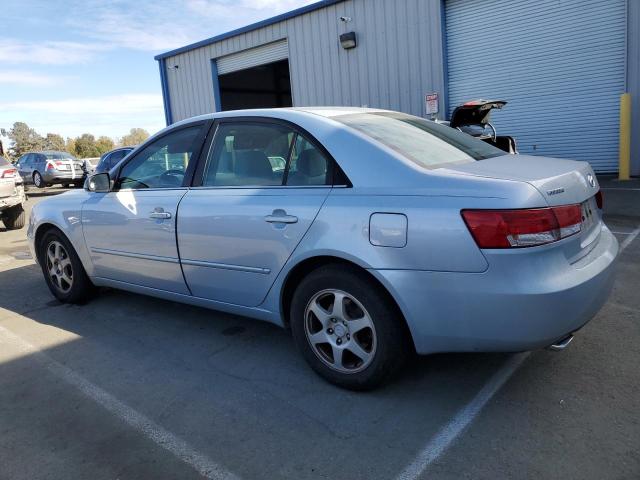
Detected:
[
  {"left": 163, "top": 0, "right": 445, "bottom": 123},
  {"left": 446, "top": 0, "right": 627, "bottom": 173},
  {"left": 628, "top": 0, "right": 640, "bottom": 176}
]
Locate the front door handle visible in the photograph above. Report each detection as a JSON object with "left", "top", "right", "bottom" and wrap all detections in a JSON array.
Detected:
[
  {"left": 149, "top": 208, "right": 172, "bottom": 220},
  {"left": 264, "top": 209, "right": 298, "bottom": 224}
]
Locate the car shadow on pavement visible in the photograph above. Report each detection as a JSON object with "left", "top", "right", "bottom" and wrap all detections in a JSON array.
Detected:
[{"left": 0, "top": 262, "right": 514, "bottom": 480}]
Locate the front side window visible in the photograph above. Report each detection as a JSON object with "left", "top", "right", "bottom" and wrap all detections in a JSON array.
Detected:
[
  {"left": 336, "top": 112, "right": 505, "bottom": 169},
  {"left": 118, "top": 126, "right": 203, "bottom": 189},
  {"left": 203, "top": 122, "right": 331, "bottom": 187}
]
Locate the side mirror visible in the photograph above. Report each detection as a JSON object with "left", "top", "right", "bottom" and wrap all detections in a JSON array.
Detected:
[{"left": 86, "top": 172, "right": 111, "bottom": 192}]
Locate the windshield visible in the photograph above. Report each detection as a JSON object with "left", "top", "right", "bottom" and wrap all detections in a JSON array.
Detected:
[{"left": 336, "top": 112, "right": 505, "bottom": 169}]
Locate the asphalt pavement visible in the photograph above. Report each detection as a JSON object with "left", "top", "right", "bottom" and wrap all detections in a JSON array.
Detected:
[{"left": 0, "top": 180, "right": 638, "bottom": 480}]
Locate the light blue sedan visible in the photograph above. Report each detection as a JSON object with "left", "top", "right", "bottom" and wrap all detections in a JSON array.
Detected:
[{"left": 27, "top": 108, "right": 618, "bottom": 390}]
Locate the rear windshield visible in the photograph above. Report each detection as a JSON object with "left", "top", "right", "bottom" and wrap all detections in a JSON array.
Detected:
[
  {"left": 336, "top": 112, "right": 505, "bottom": 169},
  {"left": 44, "top": 152, "right": 75, "bottom": 160}
]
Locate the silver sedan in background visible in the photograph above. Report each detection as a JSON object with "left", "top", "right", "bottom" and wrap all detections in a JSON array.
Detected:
[
  {"left": 17, "top": 150, "right": 84, "bottom": 188},
  {"left": 27, "top": 108, "right": 618, "bottom": 390}
]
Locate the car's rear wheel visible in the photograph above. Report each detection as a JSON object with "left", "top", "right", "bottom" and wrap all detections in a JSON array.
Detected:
[
  {"left": 290, "top": 265, "right": 410, "bottom": 390},
  {"left": 33, "top": 171, "right": 45, "bottom": 188},
  {"left": 39, "top": 229, "right": 95, "bottom": 303},
  {"left": 1, "top": 205, "right": 25, "bottom": 230}
]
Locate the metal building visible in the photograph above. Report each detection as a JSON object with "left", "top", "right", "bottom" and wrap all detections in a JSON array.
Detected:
[{"left": 156, "top": 0, "right": 639, "bottom": 174}]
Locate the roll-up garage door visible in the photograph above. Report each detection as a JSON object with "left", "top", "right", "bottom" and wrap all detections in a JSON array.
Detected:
[
  {"left": 445, "top": 0, "right": 626, "bottom": 172},
  {"left": 216, "top": 39, "right": 289, "bottom": 75}
]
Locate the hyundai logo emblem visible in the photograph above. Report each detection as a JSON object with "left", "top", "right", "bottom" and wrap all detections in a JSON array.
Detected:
[{"left": 587, "top": 173, "right": 596, "bottom": 188}]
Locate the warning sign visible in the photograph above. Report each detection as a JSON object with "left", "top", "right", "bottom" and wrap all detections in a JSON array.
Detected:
[{"left": 425, "top": 93, "right": 439, "bottom": 116}]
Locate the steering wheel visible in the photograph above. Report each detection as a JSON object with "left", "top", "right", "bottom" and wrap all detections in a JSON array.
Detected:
[{"left": 159, "top": 169, "right": 185, "bottom": 187}]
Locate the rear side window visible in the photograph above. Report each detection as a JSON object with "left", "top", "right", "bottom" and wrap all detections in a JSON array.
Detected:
[
  {"left": 203, "top": 122, "right": 331, "bottom": 187},
  {"left": 336, "top": 112, "right": 505, "bottom": 169}
]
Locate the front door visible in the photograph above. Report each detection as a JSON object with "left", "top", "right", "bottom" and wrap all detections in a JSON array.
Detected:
[
  {"left": 178, "top": 120, "right": 333, "bottom": 306},
  {"left": 82, "top": 123, "right": 207, "bottom": 293}
]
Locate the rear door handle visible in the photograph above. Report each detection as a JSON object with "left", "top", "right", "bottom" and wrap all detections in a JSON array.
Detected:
[
  {"left": 149, "top": 208, "right": 172, "bottom": 219},
  {"left": 265, "top": 209, "right": 298, "bottom": 224}
]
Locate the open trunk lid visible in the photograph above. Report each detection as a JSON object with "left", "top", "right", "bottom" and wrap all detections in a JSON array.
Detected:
[{"left": 449, "top": 99, "right": 507, "bottom": 129}]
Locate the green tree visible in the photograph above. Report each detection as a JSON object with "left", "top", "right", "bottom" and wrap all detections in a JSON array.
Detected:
[
  {"left": 120, "top": 128, "right": 149, "bottom": 147},
  {"left": 43, "top": 133, "right": 65, "bottom": 151},
  {"left": 65, "top": 137, "right": 76, "bottom": 156},
  {"left": 7, "top": 122, "right": 44, "bottom": 158},
  {"left": 74, "top": 133, "right": 100, "bottom": 158},
  {"left": 95, "top": 136, "right": 115, "bottom": 155}
]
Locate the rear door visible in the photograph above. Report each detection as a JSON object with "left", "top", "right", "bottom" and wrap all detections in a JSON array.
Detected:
[
  {"left": 177, "top": 119, "right": 334, "bottom": 306},
  {"left": 82, "top": 122, "right": 209, "bottom": 293}
]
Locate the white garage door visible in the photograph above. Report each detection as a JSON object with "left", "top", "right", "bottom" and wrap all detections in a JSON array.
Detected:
[
  {"left": 216, "top": 39, "right": 289, "bottom": 75},
  {"left": 445, "top": 0, "right": 626, "bottom": 172}
]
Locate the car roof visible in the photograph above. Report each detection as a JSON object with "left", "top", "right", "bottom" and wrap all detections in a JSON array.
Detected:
[{"left": 171, "top": 107, "right": 392, "bottom": 127}]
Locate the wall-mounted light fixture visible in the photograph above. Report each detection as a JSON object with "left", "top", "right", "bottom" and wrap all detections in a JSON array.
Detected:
[
  {"left": 168, "top": 64, "right": 179, "bottom": 71},
  {"left": 340, "top": 31, "right": 357, "bottom": 50}
]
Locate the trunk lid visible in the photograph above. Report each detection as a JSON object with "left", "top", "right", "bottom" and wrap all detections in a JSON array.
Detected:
[
  {"left": 444, "top": 154, "right": 599, "bottom": 206},
  {"left": 449, "top": 99, "right": 507, "bottom": 129},
  {"left": 0, "top": 165, "right": 18, "bottom": 198},
  {"left": 444, "top": 154, "right": 602, "bottom": 261}
]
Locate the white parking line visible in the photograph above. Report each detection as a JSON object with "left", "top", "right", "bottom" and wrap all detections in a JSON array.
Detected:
[
  {"left": 395, "top": 353, "right": 529, "bottom": 480},
  {"left": 619, "top": 225, "right": 640, "bottom": 252},
  {"left": 0, "top": 324, "right": 240, "bottom": 480},
  {"left": 396, "top": 224, "right": 640, "bottom": 480}
]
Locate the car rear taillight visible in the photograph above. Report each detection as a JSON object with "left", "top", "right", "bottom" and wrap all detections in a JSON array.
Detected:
[
  {"left": 461, "top": 205, "right": 582, "bottom": 248},
  {"left": 46, "top": 161, "right": 55, "bottom": 170},
  {"left": 595, "top": 190, "right": 603, "bottom": 209},
  {"left": 1, "top": 168, "right": 17, "bottom": 178}
]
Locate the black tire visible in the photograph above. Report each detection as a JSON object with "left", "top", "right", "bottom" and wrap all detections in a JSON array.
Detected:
[
  {"left": 39, "top": 229, "right": 95, "bottom": 303},
  {"left": 33, "top": 171, "right": 45, "bottom": 188},
  {"left": 290, "top": 264, "right": 410, "bottom": 390},
  {"left": 2, "top": 204, "right": 25, "bottom": 230},
  {"left": 63, "top": 183, "right": 71, "bottom": 188}
]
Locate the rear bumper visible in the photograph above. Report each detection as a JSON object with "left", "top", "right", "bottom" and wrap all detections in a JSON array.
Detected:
[
  {"left": 42, "top": 170, "right": 83, "bottom": 183},
  {"left": 372, "top": 226, "right": 619, "bottom": 354},
  {"left": 0, "top": 184, "right": 26, "bottom": 211}
]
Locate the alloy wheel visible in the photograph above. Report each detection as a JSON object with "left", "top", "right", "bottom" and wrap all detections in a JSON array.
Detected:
[
  {"left": 304, "top": 289, "right": 377, "bottom": 373},
  {"left": 33, "top": 172, "right": 43, "bottom": 187},
  {"left": 46, "top": 240, "right": 73, "bottom": 293}
]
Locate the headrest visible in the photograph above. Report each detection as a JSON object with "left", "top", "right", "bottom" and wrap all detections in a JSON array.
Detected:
[
  {"left": 234, "top": 150, "right": 273, "bottom": 178},
  {"left": 297, "top": 149, "right": 326, "bottom": 177}
]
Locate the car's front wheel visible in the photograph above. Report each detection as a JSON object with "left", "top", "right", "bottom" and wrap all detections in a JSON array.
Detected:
[
  {"left": 39, "top": 229, "right": 95, "bottom": 303},
  {"left": 291, "top": 265, "right": 410, "bottom": 390},
  {"left": 33, "top": 171, "right": 45, "bottom": 188}
]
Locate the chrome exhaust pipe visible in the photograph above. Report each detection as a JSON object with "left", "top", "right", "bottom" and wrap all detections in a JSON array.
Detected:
[{"left": 547, "top": 334, "right": 574, "bottom": 352}]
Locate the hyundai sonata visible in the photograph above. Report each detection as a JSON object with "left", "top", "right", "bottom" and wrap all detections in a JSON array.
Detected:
[{"left": 27, "top": 108, "right": 618, "bottom": 390}]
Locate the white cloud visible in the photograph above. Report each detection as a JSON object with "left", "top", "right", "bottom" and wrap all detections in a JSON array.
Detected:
[
  {"left": 0, "top": 70, "right": 70, "bottom": 86},
  {"left": 185, "top": 0, "right": 315, "bottom": 19},
  {"left": 0, "top": 94, "right": 165, "bottom": 138},
  {"left": 0, "top": 39, "right": 106, "bottom": 65},
  {"left": 63, "top": 0, "right": 316, "bottom": 52}
]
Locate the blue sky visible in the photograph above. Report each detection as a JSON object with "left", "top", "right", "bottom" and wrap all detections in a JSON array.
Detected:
[{"left": 0, "top": 0, "right": 314, "bottom": 141}]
